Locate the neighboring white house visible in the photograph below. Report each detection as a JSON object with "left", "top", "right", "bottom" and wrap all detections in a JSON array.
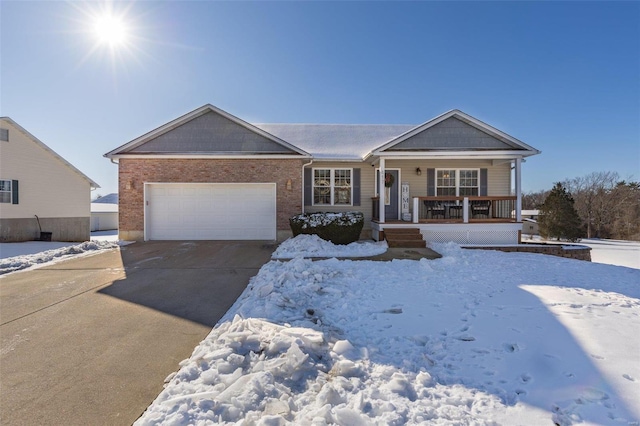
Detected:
[
  {"left": 0, "top": 117, "right": 100, "bottom": 242},
  {"left": 521, "top": 209, "right": 540, "bottom": 236},
  {"left": 91, "top": 193, "right": 118, "bottom": 231}
]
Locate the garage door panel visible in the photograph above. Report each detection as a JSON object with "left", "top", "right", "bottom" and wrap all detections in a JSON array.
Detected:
[{"left": 146, "top": 183, "right": 276, "bottom": 240}]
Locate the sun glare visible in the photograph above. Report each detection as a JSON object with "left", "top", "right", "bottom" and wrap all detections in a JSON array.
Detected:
[{"left": 94, "top": 14, "right": 127, "bottom": 46}]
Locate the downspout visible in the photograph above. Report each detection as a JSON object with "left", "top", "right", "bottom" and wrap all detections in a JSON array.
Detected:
[{"left": 301, "top": 159, "right": 313, "bottom": 214}]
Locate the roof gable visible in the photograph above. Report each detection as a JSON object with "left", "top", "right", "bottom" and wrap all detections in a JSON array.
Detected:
[
  {"left": 106, "top": 105, "right": 309, "bottom": 157},
  {"left": 374, "top": 110, "right": 539, "bottom": 155},
  {"left": 0, "top": 117, "right": 100, "bottom": 189},
  {"left": 387, "top": 116, "right": 519, "bottom": 151}
]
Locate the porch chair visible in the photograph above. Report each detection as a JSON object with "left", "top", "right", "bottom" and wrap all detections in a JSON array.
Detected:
[
  {"left": 423, "top": 200, "right": 445, "bottom": 219},
  {"left": 470, "top": 200, "right": 492, "bottom": 218},
  {"left": 448, "top": 204, "right": 463, "bottom": 219}
]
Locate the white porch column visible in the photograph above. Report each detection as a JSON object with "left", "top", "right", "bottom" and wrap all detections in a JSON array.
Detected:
[
  {"left": 463, "top": 197, "right": 469, "bottom": 223},
  {"left": 515, "top": 157, "right": 522, "bottom": 222},
  {"left": 413, "top": 197, "right": 419, "bottom": 223},
  {"left": 379, "top": 158, "right": 386, "bottom": 224}
]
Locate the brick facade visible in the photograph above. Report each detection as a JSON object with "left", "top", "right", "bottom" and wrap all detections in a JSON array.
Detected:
[{"left": 118, "top": 158, "right": 305, "bottom": 240}]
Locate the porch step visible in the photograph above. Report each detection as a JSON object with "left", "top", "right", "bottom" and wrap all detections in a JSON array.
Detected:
[{"left": 384, "top": 228, "right": 426, "bottom": 248}]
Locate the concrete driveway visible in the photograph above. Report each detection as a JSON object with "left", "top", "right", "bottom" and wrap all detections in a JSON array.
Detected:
[{"left": 0, "top": 241, "right": 275, "bottom": 425}]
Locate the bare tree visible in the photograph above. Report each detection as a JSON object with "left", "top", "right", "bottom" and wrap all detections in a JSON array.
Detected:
[
  {"left": 522, "top": 190, "right": 548, "bottom": 210},
  {"left": 564, "top": 172, "right": 619, "bottom": 238}
]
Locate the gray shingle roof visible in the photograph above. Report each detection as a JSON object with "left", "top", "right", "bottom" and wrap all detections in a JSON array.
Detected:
[{"left": 92, "top": 193, "right": 118, "bottom": 204}]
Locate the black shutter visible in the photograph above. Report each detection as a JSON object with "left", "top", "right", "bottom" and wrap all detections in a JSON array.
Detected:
[
  {"left": 11, "top": 180, "right": 18, "bottom": 204},
  {"left": 352, "top": 168, "right": 361, "bottom": 206},
  {"left": 480, "top": 169, "right": 488, "bottom": 196},
  {"left": 303, "top": 168, "right": 312, "bottom": 206},
  {"left": 427, "top": 168, "right": 435, "bottom": 196}
]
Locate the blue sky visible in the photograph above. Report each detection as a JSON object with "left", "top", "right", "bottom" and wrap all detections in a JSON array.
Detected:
[{"left": 2, "top": 1, "right": 638, "bottom": 196}]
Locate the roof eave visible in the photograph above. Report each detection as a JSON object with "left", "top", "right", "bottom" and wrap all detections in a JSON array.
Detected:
[
  {"left": 107, "top": 153, "right": 311, "bottom": 160},
  {"left": 2, "top": 117, "right": 100, "bottom": 189},
  {"left": 370, "top": 149, "right": 541, "bottom": 160}
]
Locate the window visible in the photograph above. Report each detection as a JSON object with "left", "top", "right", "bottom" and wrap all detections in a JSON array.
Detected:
[
  {"left": 0, "top": 128, "right": 8, "bottom": 142},
  {"left": 436, "top": 169, "right": 479, "bottom": 196},
  {"left": 0, "top": 180, "right": 12, "bottom": 203},
  {"left": 313, "top": 168, "right": 352, "bottom": 205},
  {"left": 436, "top": 169, "right": 456, "bottom": 196},
  {"left": 459, "top": 169, "right": 479, "bottom": 196}
]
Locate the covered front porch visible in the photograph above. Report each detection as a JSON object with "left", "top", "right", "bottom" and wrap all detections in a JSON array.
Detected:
[
  {"left": 372, "top": 194, "right": 522, "bottom": 245},
  {"left": 369, "top": 157, "right": 526, "bottom": 245}
]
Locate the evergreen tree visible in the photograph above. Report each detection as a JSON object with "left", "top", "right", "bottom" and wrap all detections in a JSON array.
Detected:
[{"left": 539, "top": 182, "right": 584, "bottom": 242}]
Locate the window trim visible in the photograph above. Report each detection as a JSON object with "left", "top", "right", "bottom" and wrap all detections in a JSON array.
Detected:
[
  {"left": 0, "top": 179, "right": 12, "bottom": 203},
  {"left": 312, "top": 167, "right": 353, "bottom": 206},
  {"left": 435, "top": 168, "right": 480, "bottom": 197}
]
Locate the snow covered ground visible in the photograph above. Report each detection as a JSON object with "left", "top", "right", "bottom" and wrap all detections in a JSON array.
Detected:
[
  {"left": 522, "top": 235, "right": 640, "bottom": 270},
  {"left": 136, "top": 237, "right": 640, "bottom": 425},
  {"left": 0, "top": 230, "right": 121, "bottom": 275},
  {"left": 272, "top": 235, "right": 388, "bottom": 259}
]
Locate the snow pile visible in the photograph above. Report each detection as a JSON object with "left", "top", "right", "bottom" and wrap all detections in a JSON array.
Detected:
[
  {"left": 0, "top": 240, "right": 119, "bottom": 275},
  {"left": 137, "top": 244, "right": 640, "bottom": 425},
  {"left": 272, "top": 235, "right": 388, "bottom": 259}
]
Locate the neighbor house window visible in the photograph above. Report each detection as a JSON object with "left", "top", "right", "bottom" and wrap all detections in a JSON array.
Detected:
[
  {"left": 0, "top": 180, "right": 12, "bottom": 203},
  {"left": 436, "top": 169, "right": 479, "bottom": 196},
  {"left": 313, "top": 168, "right": 352, "bottom": 205},
  {"left": 0, "top": 128, "right": 8, "bottom": 142}
]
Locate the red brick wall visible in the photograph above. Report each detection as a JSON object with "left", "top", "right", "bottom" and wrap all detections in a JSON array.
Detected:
[{"left": 118, "top": 158, "right": 305, "bottom": 238}]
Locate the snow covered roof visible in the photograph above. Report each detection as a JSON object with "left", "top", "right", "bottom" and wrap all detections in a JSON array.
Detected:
[
  {"left": 105, "top": 105, "right": 540, "bottom": 162},
  {"left": 253, "top": 124, "right": 415, "bottom": 160}
]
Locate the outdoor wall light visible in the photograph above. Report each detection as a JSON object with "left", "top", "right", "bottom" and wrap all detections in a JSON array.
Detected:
[
  {"left": 416, "top": 167, "right": 422, "bottom": 176},
  {"left": 286, "top": 179, "right": 292, "bottom": 190}
]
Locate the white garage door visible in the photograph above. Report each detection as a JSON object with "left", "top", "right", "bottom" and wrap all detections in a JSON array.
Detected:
[{"left": 146, "top": 183, "right": 276, "bottom": 240}]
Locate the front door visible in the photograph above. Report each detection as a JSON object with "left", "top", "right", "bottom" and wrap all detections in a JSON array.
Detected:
[{"left": 377, "top": 169, "right": 399, "bottom": 220}]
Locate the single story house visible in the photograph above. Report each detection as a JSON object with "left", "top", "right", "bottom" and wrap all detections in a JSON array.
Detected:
[
  {"left": 104, "top": 104, "right": 540, "bottom": 244},
  {"left": 91, "top": 193, "right": 119, "bottom": 231},
  {"left": 0, "top": 117, "right": 100, "bottom": 242},
  {"left": 520, "top": 210, "right": 541, "bottom": 236}
]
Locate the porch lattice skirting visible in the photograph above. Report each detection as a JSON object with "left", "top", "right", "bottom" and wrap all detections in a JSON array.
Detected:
[
  {"left": 373, "top": 223, "right": 522, "bottom": 245},
  {"left": 421, "top": 228, "right": 520, "bottom": 245}
]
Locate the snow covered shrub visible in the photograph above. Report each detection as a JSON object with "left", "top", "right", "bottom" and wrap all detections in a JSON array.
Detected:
[{"left": 289, "top": 212, "right": 364, "bottom": 245}]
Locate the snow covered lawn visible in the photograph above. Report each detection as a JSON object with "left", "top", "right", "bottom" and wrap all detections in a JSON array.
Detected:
[
  {"left": 136, "top": 239, "right": 640, "bottom": 425},
  {"left": 0, "top": 232, "right": 122, "bottom": 275}
]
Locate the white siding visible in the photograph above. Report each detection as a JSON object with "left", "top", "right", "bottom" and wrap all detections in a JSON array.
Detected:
[{"left": 0, "top": 119, "right": 92, "bottom": 219}]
